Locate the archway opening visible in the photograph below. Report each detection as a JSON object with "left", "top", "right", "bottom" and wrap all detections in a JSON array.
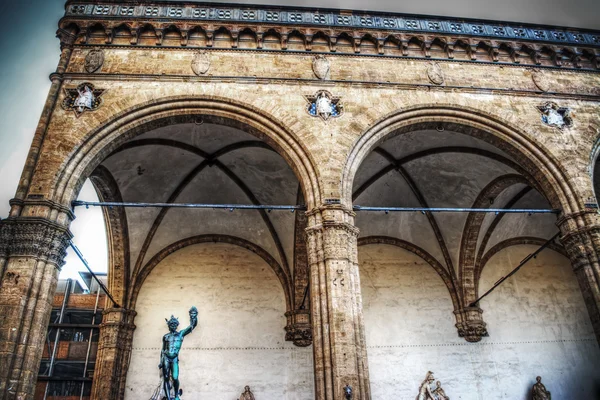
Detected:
[
  {"left": 350, "top": 123, "right": 597, "bottom": 398},
  {"left": 59, "top": 108, "right": 317, "bottom": 399}
]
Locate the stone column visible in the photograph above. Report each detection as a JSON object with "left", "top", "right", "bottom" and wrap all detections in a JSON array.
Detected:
[
  {"left": 91, "top": 308, "right": 136, "bottom": 400},
  {"left": 0, "top": 218, "right": 71, "bottom": 400},
  {"left": 306, "top": 205, "right": 370, "bottom": 400},
  {"left": 558, "top": 211, "right": 600, "bottom": 344}
]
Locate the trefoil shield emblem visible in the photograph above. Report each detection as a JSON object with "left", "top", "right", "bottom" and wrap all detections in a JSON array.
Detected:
[
  {"left": 62, "top": 82, "right": 105, "bottom": 117},
  {"left": 305, "top": 90, "right": 343, "bottom": 121},
  {"left": 312, "top": 55, "right": 330, "bottom": 80},
  {"left": 191, "top": 52, "right": 211, "bottom": 75},
  {"left": 536, "top": 102, "right": 573, "bottom": 129}
]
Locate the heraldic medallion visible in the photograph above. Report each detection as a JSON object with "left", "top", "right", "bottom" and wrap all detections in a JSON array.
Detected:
[
  {"left": 62, "top": 82, "right": 105, "bottom": 117},
  {"left": 84, "top": 49, "right": 104, "bottom": 73},
  {"left": 305, "top": 90, "right": 343, "bottom": 121},
  {"left": 536, "top": 102, "right": 572, "bottom": 129},
  {"left": 427, "top": 62, "right": 445, "bottom": 85},
  {"left": 191, "top": 52, "right": 211, "bottom": 76},
  {"left": 312, "top": 55, "right": 330, "bottom": 80},
  {"left": 531, "top": 69, "right": 551, "bottom": 92}
]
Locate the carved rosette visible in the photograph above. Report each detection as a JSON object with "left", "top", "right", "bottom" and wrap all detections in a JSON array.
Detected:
[
  {"left": 454, "top": 306, "right": 489, "bottom": 342},
  {"left": 0, "top": 218, "right": 72, "bottom": 267}
]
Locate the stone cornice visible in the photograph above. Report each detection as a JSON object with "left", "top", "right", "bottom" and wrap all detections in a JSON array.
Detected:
[{"left": 63, "top": 1, "right": 600, "bottom": 49}]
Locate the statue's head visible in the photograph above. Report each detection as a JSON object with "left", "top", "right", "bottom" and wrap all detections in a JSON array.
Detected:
[
  {"left": 536, "top": 376, "right": 542, "bottom": 383},
  {"left": 436, "top": 381, "right": 441, "bottom": 387},
  {"left": 244, "top": 386, "right": 250, "bottom": 392},
  {"left": 426, "top": 371, "right": 435, "bottom": 383},
  {"left": 166, "top": 315, "right": 180, "bottom": 332}
]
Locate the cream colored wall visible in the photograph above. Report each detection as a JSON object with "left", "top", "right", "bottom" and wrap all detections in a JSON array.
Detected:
[
  {"left": 124, "top": 243, "right": 314, "bottom": 400},
  {"left": 359, "top": 244, "right": 600, "bottom": 399}
]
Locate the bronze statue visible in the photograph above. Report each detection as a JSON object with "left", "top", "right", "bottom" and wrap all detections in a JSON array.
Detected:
[
  {"left": 239, "top": 385, "right": 255, "bottom": 400},
  {"left": 532, "top": 376, "right": 551, "bottom": 400},
  {"left": 344, "top": 384, "right": 353, "bottom": 399},
  {"left": 158, "top": 306, "right": 198, "bottom": 400},
  {"left": 433, "top": 381, "right": 450, "bottom": 400},
  {"left": 416, "top": 371, "right": 436, "bottom": 400}
]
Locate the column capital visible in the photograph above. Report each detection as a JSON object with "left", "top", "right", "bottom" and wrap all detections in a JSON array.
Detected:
[
  {"left": 454, "top": 307, "right": 489, "bottom": 342},
  {"left": 0, "top": 217, "right": 72, "bottom": 268}
]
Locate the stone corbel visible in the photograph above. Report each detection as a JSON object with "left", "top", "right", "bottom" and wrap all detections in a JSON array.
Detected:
[
  {"left": 353, "top": 37, "right": 361, "bottom": 53},
  {"left": 206, "top": 31, "right": 214, "bottom": 47},
  {"left": 330, "top": 36, "right": 337, "bottom": 52},
  {"left": 180, "top": 30, "right": 189, "bottom": 46},
  {"left": 256, "top": 29, "right": 264, "bottom": 49},
  {"left": 130, "top": 27, "right": 139, "bottom": 45},
  {"left": 155, "top": 29, "right": 164, "bottom": 46},
  {"left": 305, "top": 34, "right": 313, "bottom": 51},
  {"left": 454, "top": 306, "right": 488, "bottom": 342},
  {"left": 77, "top": 27, "right": 89, "bottom": 45},
  {"left": 231, "top": 29, "right": 239, "bottom": 48},
  {"left": 468, "top": 43, "right": 478, "bottom": 60},
  {"left": 281, "top": 32, "right": 288, "bottom": 50},
  {"left": 285, "top": 309, "right": 312, "bottom": 347},
  {"left": 105, "top": 28, "right": 113, "bottom": 44},
  {"left": 377, "top": 38, "right": 385, "bottom": 55}
]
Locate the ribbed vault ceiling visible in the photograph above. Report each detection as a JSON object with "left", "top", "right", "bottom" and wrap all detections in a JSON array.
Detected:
[{"left": 96, "top": 123, "right": 560, "bottom": 290}]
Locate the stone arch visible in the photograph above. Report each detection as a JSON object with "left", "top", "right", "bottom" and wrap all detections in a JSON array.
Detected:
[
  {"left": 358, "top": 237, "right": 460, "bottom": 311},
  {"left": 129, "top": 234, "right": 291, "bottom": 311},
  {"left": 51, "top": 95, "right": 321, "bottom": 214},
  {"left": 342, "top": 104, "right": 580, "bottom": 214}
]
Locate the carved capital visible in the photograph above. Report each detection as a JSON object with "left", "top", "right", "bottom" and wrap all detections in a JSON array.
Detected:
[
  {"left": 0, "top": 218, "right": 72, "bottom": 267},
  {"left": 285, "top": 309, "right": 312, "bottom": 347},
  {"left": 454, "top": 307, "right": 489, "bottom": 342}
]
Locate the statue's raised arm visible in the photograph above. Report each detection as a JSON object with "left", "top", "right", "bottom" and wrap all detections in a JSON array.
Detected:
[{"left": 181, "top": 306, "right": 198, "bottom": 337}]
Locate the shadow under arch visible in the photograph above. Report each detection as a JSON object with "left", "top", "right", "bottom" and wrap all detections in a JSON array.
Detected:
[
  {"left": 51, "top": 95, "right": 321, "bottom": 211},
  {"left": 129, "top": 234, "right": 291, "bottom": 311},
  {"left": 358, "top": 236, "right": 460, "bottom": 311},
  {"left": 342, "top": 104, "right": 580, "bottom": 214}
]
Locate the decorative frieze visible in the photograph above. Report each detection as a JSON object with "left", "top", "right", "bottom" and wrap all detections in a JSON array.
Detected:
[
  {"left": 0, "top": 218, "right": 72, "bottom": 267},
  {"left": 63, "top": 2, "right": 600, "bottom": 49}
]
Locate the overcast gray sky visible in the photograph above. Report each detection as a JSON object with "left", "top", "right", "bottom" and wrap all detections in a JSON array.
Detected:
[{"left": 0, "top": 0, "right": 598, "bottom": 285}]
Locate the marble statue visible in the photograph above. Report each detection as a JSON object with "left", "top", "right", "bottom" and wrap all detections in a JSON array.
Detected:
[
  {"left": 239, "top": 385, "right": 255, "bottom": 400},
  {"left": 74, "top": 85, "right": 94, "bottom": 112},
  {"left": 416, "top": 371, "right": 436, "bottom": 400},
  {"left": 433, "top": 381, "right": 450, "bottom": 400},
  {"left": 316, "top": 92, "right": 333, "bottom": 119},
  {"left": 532, "top": 376, "right": 551, "bottom": 400},
  {"left": 158, "top": 306, "right": 198, "bottom": 400}
]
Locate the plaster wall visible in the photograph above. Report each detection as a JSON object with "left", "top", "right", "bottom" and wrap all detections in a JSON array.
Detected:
[
  {"left": 125, "top": 243, "right": 314, "bottom": 400},
  {"left": 359, "top": 243, "right": 600, "bottom": 399}
]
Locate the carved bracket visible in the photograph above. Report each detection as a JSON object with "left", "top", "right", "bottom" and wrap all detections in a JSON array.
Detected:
[
  {"left": 454, "top": 306, "right": 489, "bottom": 342},
  {"left": 285, "top": 309, "right": 312, "bottom": 347}
]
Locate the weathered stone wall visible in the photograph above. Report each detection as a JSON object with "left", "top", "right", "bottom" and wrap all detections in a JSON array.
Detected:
[
  {"left": 26, "top": 49, "right": 600, "bottom": 209},
  {"left": 125, "top": 242, "right": 314, "bottom": 400},
  {"left": 360, "top": 243, "right": 600, "bottom": 399}
]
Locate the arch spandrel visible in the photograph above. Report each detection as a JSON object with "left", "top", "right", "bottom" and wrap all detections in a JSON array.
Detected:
[
  {"left": 341, "top": 102, "right": 594, "bottom": 214},
  {"left": 28, "top": 92, "right": 323, "bottom": 218}
]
